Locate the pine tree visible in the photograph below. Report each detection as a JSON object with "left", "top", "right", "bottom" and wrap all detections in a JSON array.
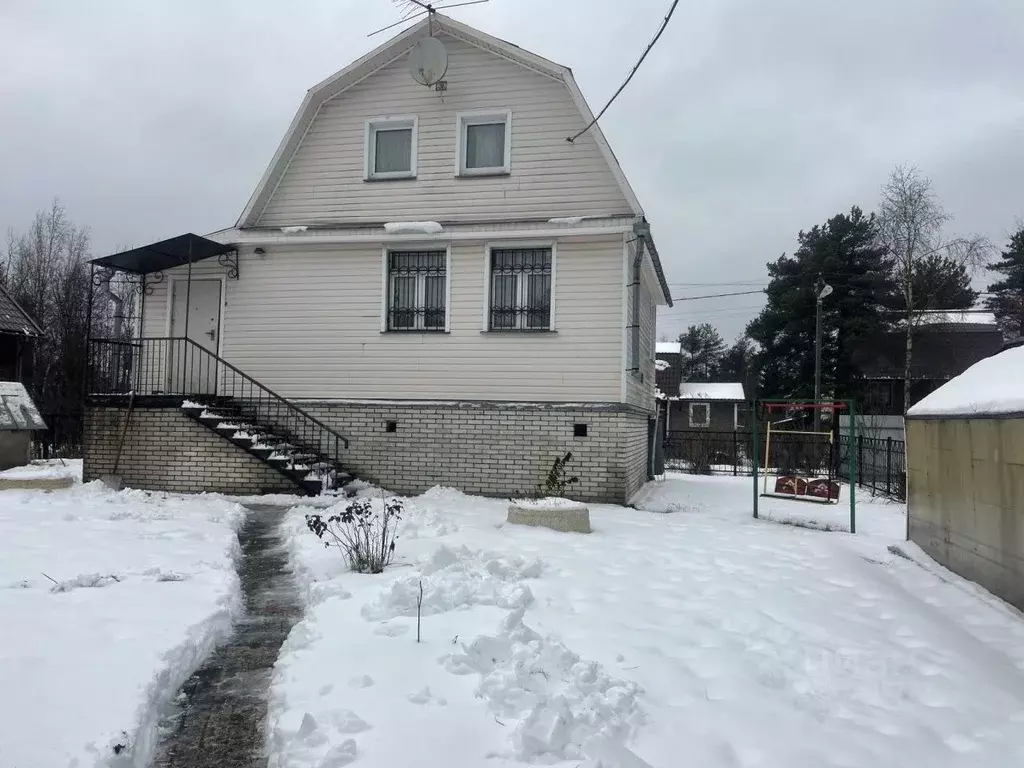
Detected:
[
  {"left": 747, "top": 207, "right": 894, "bottom": 401},
  {"left": 717, "top": 337, "right": 760, "bottom": 398},
  {"left": 902, "top": 253, "right": 978, "bottom": 310},
  {"left": 677, "top": 323, "right": 726, "bottom": 381},
  {"left": 985, "top": 227, "right": 1024, "bottom": 340}
]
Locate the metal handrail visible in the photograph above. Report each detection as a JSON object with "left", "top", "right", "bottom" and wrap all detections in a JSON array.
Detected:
[{"left": 87, "top": 337, "right": 350, "bottom": 454}]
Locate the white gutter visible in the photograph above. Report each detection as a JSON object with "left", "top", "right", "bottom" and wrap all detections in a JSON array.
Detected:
[{"left": 208, "top": 224, "right": 633, "bottom": 247}]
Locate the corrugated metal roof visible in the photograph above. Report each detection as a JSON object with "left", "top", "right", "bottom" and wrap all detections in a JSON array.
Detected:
[
  {"left": 0, "top": 382, "right": 47, "bottom": 431},
  {"left": 0, "top": 284, "right": 42, "bottom": 337}
]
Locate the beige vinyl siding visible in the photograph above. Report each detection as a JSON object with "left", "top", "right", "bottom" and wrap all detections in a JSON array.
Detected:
[
  {"left": 143, "top": 234, "right": 625, "bottom": 402},
  {"left": 256, "top": 34, "right": 630, "bottom": 227}
]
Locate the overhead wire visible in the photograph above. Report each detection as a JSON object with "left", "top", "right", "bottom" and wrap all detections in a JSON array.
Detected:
[{"left": 567, "top": 0, "right": 681, "bottom": 143}]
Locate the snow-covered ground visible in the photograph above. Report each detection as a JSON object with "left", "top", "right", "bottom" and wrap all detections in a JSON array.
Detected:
[
  {"left": 272, "top": 475, "right": 1024, "bottom": 768},
  {"left": 0, "top": 482, "right": 244, "bottom": 768},
  {"left": 0, "top": 457, "right": 83, "bottom": 480}
]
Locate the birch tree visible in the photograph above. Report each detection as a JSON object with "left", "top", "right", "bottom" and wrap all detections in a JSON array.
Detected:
[{"left": 876, "top": 166, "right": 991, "bottom": 413}]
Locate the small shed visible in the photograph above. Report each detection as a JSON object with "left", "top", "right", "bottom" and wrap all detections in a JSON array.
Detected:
[
  {"left": 906, "top": 341, "right": 1024, "bottom": 609},
  {"left": 666, "top": 382, "right": 747, "bottom": 432},
  {"left": 0, "top": 382, "right": 47, "bottom": 470}
]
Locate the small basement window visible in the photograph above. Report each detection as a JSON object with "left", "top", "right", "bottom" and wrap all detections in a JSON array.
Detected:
[
  {"left": 365, "top": 117, "right": 417, "bottom": 180},
  {"left": 574, "top": 423, "right": 588, "bottom": 437},
  {"left": 457, "top": 110, "right": 511, "bottom": 176},
  {"left": 385, "top": 421, "right": 397, "bottom": 433},
  {"left": 688, "top": 402, "right": 711, "bottom": 428}
]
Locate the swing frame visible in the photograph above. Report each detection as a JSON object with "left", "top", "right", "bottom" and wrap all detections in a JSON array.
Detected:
[{"left": 752, "top": 399, "right": 858, "bottom": 533}]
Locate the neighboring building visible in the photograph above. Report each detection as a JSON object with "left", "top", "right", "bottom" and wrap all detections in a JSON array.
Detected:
[
  {"left": 0, "top": 283, "right": 43, "bottom": 382},
  {"left": 905, "top": 341, "right": 1024, "bottom": 610},
  {"left": 82, "top": 14, "right": 672, "bottom": 503},
  {"left": 0, "top": 382, "right": 47, "bottom": 470},
  {"left": 665, "top": 383, "right": 747, "bottom": 432},
  {"left": 854, "top": 310, "right": 1004, "bottom": 416}
]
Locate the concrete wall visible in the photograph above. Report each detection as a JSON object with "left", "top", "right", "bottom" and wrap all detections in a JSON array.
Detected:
[
  {"left": 906, "top": 417, "right": 1024, "bottom": 610},
  {"left": 83, "top": 407, "right": 295, "bottom": 495},
  {"left": 304, "top": 401, "right": 650, "bottom": 504}
]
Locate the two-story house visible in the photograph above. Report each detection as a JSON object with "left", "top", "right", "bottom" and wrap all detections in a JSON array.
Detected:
[{"left": 83, "top": 13, "right": 672, "bottom": 503}]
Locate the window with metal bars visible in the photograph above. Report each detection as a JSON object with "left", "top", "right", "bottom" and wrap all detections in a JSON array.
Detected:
[
  {"left": 488, "top": 247, "right": 552, "bottom": 330},
  {"left": 387, "top": 250, "right": 447, "bottom": 331}
]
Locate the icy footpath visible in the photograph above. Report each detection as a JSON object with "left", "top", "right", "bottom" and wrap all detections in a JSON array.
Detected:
[
  {"left": 0, "top": 482, "right": 245, "bottom": 768},
  {"left": 271, "top": 492, "right": 644, "bottom": 767}
]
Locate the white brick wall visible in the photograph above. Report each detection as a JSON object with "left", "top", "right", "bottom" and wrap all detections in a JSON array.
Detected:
[{"left": 84, "top": 407, "right": 295, "bottom": 495}]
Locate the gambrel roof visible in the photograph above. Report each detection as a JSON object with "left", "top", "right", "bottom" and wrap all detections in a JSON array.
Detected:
[{"left": 233, "top": 14, "right": 672, "bottom": 305}]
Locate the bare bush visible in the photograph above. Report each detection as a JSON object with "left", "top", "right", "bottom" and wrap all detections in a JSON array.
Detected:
[{"left": 305, "top": 497, "right": 403, "bottom": 574}]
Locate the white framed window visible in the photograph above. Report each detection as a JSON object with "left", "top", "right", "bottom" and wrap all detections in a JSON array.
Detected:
[
  {"left": 456, "top": 110, "right": 511, "bottom": 176},
  {"left": 383, "top": 248, "right": 448, "bottom": 331},
  {"left": 365, "top": 116, "right": 418, "bottom": 180},
  {"left": 689, "top": 402, "right": 711, "bottom": 428},
  {"left": 485, "top": 245, "right": 555, "bottom": 331}
]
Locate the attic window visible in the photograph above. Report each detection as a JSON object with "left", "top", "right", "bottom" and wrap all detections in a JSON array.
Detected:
[
  {"left": 366, "top": 116, "right": 417, "bottom": 180},
  {"left": 457, "top": 110, "right": 511, "bottom": 176}
]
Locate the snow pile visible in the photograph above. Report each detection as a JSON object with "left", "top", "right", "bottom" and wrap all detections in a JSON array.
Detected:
[
  {"left": 444, "top": 605, "right": 644, "bottom": 761},
  {"left": 361, "top": 543, "right": 542, "bottom": 621},
  {"left": 0, "top": 483, "right": 244, "bottom": 768},
  {"left": 383, "top": 221, "right": 443, "bottom": 234},
  {"left": 655, "top": 358, "right": 671, "bottom": 371},
  {"left": 908, "top": 343, "right": 1024, "bottom": 417},
  {"left": 548, "top": 216, "right": 588, "bottom": 225},
  {"left": 281, "top": 225, "right": 309, "bottom": 233}
]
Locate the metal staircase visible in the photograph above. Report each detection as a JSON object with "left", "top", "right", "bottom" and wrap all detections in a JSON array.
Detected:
[{"left": 88, "top": 336, "right": 354, "bottom": 496}]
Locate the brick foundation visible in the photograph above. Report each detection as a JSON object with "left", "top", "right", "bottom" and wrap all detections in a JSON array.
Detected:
[
  {"left": 83, "top": 401, "right": 653, "bottom": 503},
  {"left": 83, "top": 407, "right": 295, "bottom": 495},
  {"left": 302, "top": 401, "right": 651, "bottom": 504}
]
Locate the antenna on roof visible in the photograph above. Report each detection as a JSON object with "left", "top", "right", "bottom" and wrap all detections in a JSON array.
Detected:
[{"left": 367, "top": 0, "right": 491, "bottom": 38}]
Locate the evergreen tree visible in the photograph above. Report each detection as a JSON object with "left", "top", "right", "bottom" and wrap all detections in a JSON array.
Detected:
[
  {"left": 677, "top": 323, "right": 726, "bottom": 381},
  {"left": 900, "top": 253, "right": 978, "bottom": 310},
  {"left": 985, "top": 227, "right": 1024, "bottom": 339},
  {"left": 747, "top": 207, "right": 893, "bottom": 401},
  {"left": 717, "top": 337, "right": 760, "bottom": 398}
]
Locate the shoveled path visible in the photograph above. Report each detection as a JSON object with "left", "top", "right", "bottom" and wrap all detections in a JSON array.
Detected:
[{"left": 152, "top": 504, "right": 301, "bottom": 768}]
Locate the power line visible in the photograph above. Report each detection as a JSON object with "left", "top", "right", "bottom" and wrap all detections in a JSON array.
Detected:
[
  {"left": 675, "top": 289, "right": 766, "bottom": 301},
  {"left": 567, "top": 0, "right": 681, "bottom": 143}
]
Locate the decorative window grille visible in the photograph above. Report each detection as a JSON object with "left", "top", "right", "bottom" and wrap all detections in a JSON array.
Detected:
[
  {"left": 489, "top": 247, "right": 552, "bottom": 330},
  {"left": 387, "top": 250, "right": 446, "bottom": 331}
]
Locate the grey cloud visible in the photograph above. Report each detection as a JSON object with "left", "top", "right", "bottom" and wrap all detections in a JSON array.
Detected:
[{"left": 2, "top": 0, "right": 1021, "bottom": 341}]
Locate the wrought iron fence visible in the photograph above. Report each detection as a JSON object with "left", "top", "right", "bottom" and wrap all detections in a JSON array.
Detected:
[
  {"left": 836, "top": 434, "right": 906, "bottom": 500},
  {"left": 87, "top": 336, "right": 350, "bottom": 472},
  {"left": 664, "top": 429, "right": 907, "bottom": 500}
]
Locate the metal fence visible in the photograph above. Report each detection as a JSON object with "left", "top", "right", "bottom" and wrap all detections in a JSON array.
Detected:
[
  {"left": 836, "top": 434, "right": 906, "bottom": 500},
  {"left": 664, "top": 429, "right": 906, "bottom": 500}
]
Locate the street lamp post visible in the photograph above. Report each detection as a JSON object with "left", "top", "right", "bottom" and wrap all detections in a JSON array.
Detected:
[{"left": 814, "top": 280, "right": 833, "bottom": 430}]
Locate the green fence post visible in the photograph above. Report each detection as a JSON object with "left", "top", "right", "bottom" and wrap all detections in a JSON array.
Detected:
[
  {"left": 849, "top": 399, "right": 857, "bottom": 534},
  {"left": 752, "top": 401, "right": 759, "bottom": 519}
]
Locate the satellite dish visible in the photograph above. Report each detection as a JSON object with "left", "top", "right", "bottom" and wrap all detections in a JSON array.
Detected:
[{"left": 408, "top": 36, "right": 448, "bottom": 86}]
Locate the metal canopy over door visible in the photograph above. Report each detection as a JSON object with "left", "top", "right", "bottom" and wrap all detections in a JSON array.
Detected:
[{"left": 169, "top": 279, "right": 222, "bottom": 394}]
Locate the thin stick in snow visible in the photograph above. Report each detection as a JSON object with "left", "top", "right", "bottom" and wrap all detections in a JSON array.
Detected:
[
  {"left": 41, "top": 572, "right": 59, "bottom": 586},
  {"left": 416, "top": 580, "right": 423, "bottom": 643}
]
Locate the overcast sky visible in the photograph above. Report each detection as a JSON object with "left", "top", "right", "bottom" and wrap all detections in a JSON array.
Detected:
[{"left": 2, "top": 0, "right": 1022, "bottom": 340}]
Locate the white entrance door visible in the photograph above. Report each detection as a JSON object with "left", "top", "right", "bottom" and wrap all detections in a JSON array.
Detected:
[{"left": 169, "top": 279, "right": 222, "bottom": 394}]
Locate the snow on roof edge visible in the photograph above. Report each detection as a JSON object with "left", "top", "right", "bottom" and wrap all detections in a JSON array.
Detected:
[{"left": 907, "top": 344, "right": 1024, "bottom": 418}]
